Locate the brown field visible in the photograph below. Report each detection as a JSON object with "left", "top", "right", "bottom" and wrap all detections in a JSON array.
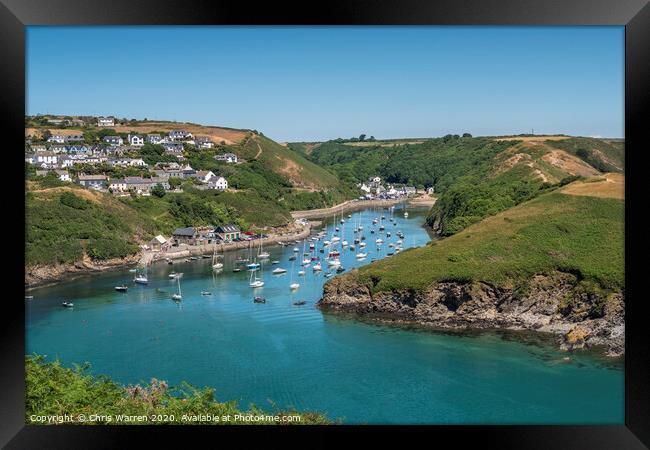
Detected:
[
  {"left": 27, "top": 184, "right": 106, "bottom": 203},
  {"left": 111, "top": 122, "right": 248, "bottom": 145},
  {"left": 492, "top": 135, "right": 570, "bottom": 142},
  {"left": 27, "top": 121, "right": 248, "bottom": 144},
  {"left": 560, "top": 173, "right": 624, "bottom": 200},
  {"left": 541, "top": 149, "right": 601, "bottom": 177},
  {"left": 344, "top": 140, "right": 425, "bottom": 147},
  {"left": 25, "top": 128, "right": 85, "bottom": 138}
]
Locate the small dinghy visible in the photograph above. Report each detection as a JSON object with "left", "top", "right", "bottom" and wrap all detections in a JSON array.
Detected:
[
  {"left": 201, "top": 291, "right": 212, "bottom": 296},
  {"left": 233, "top": 268, "right": 242, "bottom": 272},
  {"left": 272, "top": 267, "right": 287, "bottom": 274},
  {"left": 336, "top": 266, "right": 346, "bottom": 273},
  {"left": 271, "top": 260, "right": 280, "bottom": 265},
  {"left": 293, "top": 300, "right": 307, "bottom": 306},
  {"left": 61, "top": 301, "right": 74, "bottom": 308},
  {"left": 115, "top": 285, "right": 128, "bottom": 292},
  {"left": 253, "top": 296, "right": 266, "bottom": 303}
]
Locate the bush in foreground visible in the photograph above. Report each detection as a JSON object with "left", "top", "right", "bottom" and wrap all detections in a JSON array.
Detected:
[{"left": 26, "top": 356, "right": 330, "bottom": 425}]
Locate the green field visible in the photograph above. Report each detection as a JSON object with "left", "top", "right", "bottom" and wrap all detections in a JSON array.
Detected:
[{"left": 354, "top": 189, "right": 624, "bottom": 294}]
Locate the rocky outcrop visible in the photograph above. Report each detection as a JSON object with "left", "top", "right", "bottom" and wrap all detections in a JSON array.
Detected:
[
  {"left": 25, "top": 253, "right": 141, "bottom": 288},
  {"left": 318, "top": 271, "right": 625, "bottom": 356}
]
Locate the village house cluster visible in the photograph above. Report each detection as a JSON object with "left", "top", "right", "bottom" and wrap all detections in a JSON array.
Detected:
[
  {"left": 147, "top": 223, "right": 269, "bottom": 252},
  {"left": 25, "top": 117, "right": 239, "bottom": 197},
  {"left": 357, "top": 176, "right": 422, "bottom": 200}
]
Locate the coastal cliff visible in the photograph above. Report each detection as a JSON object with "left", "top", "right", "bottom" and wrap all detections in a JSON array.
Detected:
[{"left": 318, "top": 270, "right": 624, "bottom": 356}]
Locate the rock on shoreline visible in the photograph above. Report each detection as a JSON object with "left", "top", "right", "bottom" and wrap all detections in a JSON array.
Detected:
[
  {"left": 25, "top": 253, "right": 141, "bottom": 289},
  {"left": 317, "top": 271, "right": 625, "bottom": 356}
]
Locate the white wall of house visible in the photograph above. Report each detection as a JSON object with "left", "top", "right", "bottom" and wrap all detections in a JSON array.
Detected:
[
  {"left": 212, "top": 177, "right": 228, "bottom": 190},
  {"left": 128, "top": 135, "right": 144, "bottom": 147}
]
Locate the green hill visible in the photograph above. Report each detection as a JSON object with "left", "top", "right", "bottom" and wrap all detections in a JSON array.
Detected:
[
  {"left": 355, "top": 175, "right": 624, "bottom": 294},
  {"left": 25, "top": 182, "right": 155, "bottom": 267},
  {"left": 319, "top": 175, "right": 625, "bottom": 355},
  {"left": 306, "top": 135, "right": 623, "bottom": 236}
]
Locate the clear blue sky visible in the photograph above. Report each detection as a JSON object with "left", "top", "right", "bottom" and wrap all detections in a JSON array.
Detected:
[{"left": 26, "top": 26, "right": 624, "bottom": 141}]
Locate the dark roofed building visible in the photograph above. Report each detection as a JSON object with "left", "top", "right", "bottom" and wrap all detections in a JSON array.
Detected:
[
  {"left": 172, "top": 227, "right": 198, "bottom": 245},
  {"left": 215, "top": 224, "right": 241, "bottom": 241}
]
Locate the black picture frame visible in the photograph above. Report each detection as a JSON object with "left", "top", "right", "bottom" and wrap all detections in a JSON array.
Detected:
[{"left": 2, "top": 0, "right": 648, "bottom": 447}]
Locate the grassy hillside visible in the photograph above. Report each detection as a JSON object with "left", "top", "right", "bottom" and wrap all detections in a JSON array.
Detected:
[
  {"left": 25, "top": 176, "right": 289, "bottom": 268},
  {"left": 544, "top": 137, "right": 624, "bottom": 172},
  {"left": 26, "top": 355, "right": 329, "bottom": 425},
  {"left": 25, "top": 182, "right": 155, "bottom": 267},
  {"left": 354, "top": 175, "right": 624, "bottom": 294},
  {"left": 239, "top": 134, "right": 340, "bottom": 189},
  {"left": 307, "top": 135, "right": 623, "bottom": 236},
  {"left": 27, "top": 118, "right": 353, "bottom": 196}
]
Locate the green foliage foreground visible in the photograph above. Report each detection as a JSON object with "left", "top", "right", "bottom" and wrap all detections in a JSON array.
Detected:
[{"left": 26, "top": 356, "right": 330, "bottom": 425}]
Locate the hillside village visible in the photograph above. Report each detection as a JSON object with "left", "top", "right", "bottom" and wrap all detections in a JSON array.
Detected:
[{"left": 25, "top": 115, "right": 238, "bottom": 197}]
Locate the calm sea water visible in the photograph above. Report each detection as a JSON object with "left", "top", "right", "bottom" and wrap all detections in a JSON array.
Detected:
[{"left": 26, "top": 205, "right": 623, "bottom": 424}]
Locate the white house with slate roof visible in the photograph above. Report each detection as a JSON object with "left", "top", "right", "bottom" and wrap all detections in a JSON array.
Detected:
[
  {"left": 127, "top": 134, "right": 145, "bottom": 147},
  {"left": 209, "top": 176, "right": 228, "bottom": 190},
  {"left": 103, "top": 136, "right": 123, "bottom": 146},
  {"left": 215, "top": 224, "right": 241, "bottom": 241},
  {"left": 47, "top": 135, "right": 65, "bottom": 144},
  {"left": 97, "top": 116, "right": 115, "bottom": 127},
  {"left": 194, "top": 136, "right": 213, "bottom": 149},
  {"left": 147, "top": 134, "right": 162, "bottom": 144},
  {"left": 214, "top": 153, "right": 238, "bottom": 164},
  {"left": 169, "top": 130, "right": 192, "bottom": 141}
]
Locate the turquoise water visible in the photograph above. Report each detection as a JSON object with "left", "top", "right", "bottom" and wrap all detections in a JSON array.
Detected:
[{"left": 26, "top": 205, "right": 623, "bottom": 424}]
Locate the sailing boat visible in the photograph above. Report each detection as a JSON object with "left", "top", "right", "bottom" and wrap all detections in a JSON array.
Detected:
[
  {"left": 171, "top": 276, "right": 182, "bottom": 301},
  {"left": 249, "top": 262, "right": 264, "bottom": 288},
  {"left": 289, "top": 259, "right": 300, "bottom": 290},
  {"left": 246, "top": 242, "right": 260, "bottom": 269},
  {"left": 301, "top": 240, "right": 310, "bottom": 266},
  {"left": 212, "top": 245, "right": 224, "bottom": 270},
  {"left": 134, "top": 264, "right": 148, "bottom": 284},
  {"left": 258, "top": 237, "right": 270, "bottom": 259}
]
